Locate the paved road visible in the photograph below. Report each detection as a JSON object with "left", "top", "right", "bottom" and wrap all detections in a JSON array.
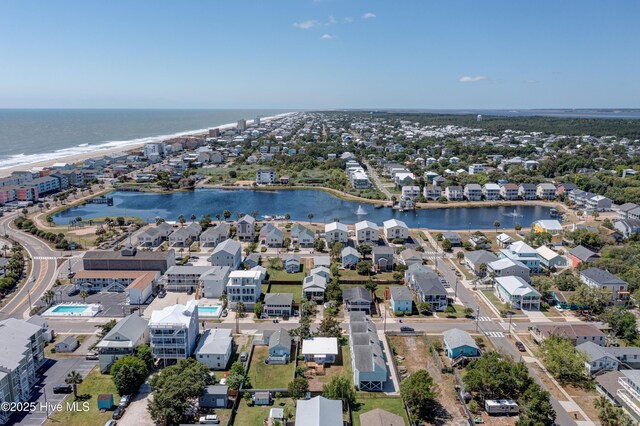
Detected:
[
  {"left": 362, "top": 159, "right": 392, "bottom": 200},
  {"left": 0, "top": 212, "right": 61, "bottom": 319},
  {"left": 419, "top": 233, "right": 579, "bottom": 426}
]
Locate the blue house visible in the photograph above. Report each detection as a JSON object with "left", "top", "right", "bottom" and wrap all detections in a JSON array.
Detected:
[
  {"left": 390, "top": 286, "right": 413, "bottom": 314},
  {"left": 341, "top": 247, "right": 361, "bottom": 269},
  {"left": 443, "top": 329, "right": 479, "bottom": 359}
]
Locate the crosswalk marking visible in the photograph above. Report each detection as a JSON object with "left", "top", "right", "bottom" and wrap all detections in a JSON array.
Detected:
[
  {"left": 33, "top": 256, "right": 58, "bottom": 260},
  {"left": 484, "top": 331, "right": 505, "bottom": 338},
  {"left": 477, "top": 316, "right": 492, "bottom": 322}
]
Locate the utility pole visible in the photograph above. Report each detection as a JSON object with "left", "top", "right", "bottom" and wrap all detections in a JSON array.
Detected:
[
  {"left": 475, "top": 306, "right": 480, "bottom": 333},
  {"left": 454, "top": 277, "right": 459, "bottom": 301},
  {"left": 508, "top": 312, "right": 513, "bottom": 337}
]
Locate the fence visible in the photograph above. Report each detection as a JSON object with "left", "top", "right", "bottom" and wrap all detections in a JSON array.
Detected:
[{"left": 384, "top": 334, "right": 417, "bottom": 426}]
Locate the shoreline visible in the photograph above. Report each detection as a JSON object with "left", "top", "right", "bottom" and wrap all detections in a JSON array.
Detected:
[{"left": 0, "top": 112, "right": 296, "bottom": 178}]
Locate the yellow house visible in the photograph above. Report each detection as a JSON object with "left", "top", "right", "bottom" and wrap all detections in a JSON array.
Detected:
[{"left": 531, "top": 220, "right": 563, "bottom": 245}]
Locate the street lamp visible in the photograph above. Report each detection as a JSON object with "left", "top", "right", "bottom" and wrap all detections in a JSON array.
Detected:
[{"left": 508, "top": 312, "right": 513, "bottom": 336}]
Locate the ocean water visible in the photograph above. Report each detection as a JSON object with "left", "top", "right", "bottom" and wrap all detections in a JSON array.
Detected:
[{"left": 0, "top": 109, "right": 291, "bottom": 170}]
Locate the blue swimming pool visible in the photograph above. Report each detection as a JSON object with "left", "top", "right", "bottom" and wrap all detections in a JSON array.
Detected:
[
  {"left": 52, "top": 305, "right": 89, "bottom": 313},
  {"left": 198, "top": 306, "right": 222, "bottom": 317}
]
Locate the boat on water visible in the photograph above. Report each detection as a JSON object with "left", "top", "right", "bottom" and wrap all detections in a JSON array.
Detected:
[{"left": 374, "top": 204, "right": 384, "bottom": 209}]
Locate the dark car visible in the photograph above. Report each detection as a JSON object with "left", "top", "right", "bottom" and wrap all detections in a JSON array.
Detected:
[
  {"left": 53, "top": 385, "right": 73, "bottom": 394},
  {"left": 515, "top": 341, "right": 526, "bottom": 352},
  {"left": 112, "top": 406, "right": 125, "bottom": 420},
  {"left": 158, "top": 291, "right": 166, "bottom": 299},
  {"left": 400, "top": 326, "right": 415, "bottom": 333}
]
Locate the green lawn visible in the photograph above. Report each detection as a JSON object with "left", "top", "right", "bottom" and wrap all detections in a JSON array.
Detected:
[
  {"left": 267, "top": 259, "right": 305, "bottom": 282},
  {"left": 268, "top": 284, "right": 302, "bottom": 303},
  {"left": 440, "top": 304, "right": 472, "bottom": 318},
  {"left": 482, "top": 289, "right": 511, "bottom": 311},
  {"left": 248, "top": 346, "right": 296, "bottom": 389},
  {"left": 351, "top": 397, "right": 409, "bottom": 426},
  {"left": 337, "top": 268, "right": 399, "bottom": 282},
  {"left": 48, "top": 367, "right": 120, "bottom": 426},
  {"left": 374, "top": 284, "right": 405, "bottom": 301},
  {"left": 234, "top": 397, "right": 296, "bottom": 425},
  {"left": 313, "top": 343, "right": 353, "bottom": 386}
]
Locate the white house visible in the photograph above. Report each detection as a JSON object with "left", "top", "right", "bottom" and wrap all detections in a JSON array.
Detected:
[
  {"left": 494, "top": 276, "right": 541, "bottom": 310},
  {"left": 149, "top": 300, "right": 199, "bottom": 360},
  {"left": 226, "top": 270, "right": 262, "bottom": 309},
  {"left": 383, "top": 219, "right": 408, "bottom": 241},
  {"left": 96, "top": 314, "right": 149, "bottom": 372},
  {"left": 355, "top": 220, "right": 379, "bottom": 243},
  {"left": 256, "top": 169, "right": 276, "bottom": 184},
  {"left": 200, "top": 266, "right": 231, "bottom": 298},
  {"left": 325, "top": 222, "right": 348, "bottom": 244}
]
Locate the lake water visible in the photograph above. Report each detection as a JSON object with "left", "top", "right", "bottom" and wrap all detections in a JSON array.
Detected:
[{"left": 53, "top": 189, "right": 553, "bottom": 230}]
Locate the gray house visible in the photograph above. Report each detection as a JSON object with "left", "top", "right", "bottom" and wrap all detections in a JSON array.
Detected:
[
  {"left": 263, "top": 293, "right": 293, "bottom": 317},
  {"left": 372, "top": 246, "right": 394, "bottom": 272},
  {"left": 295, "top": 396, "right": 343, "bottom": 426},
  {"left": 96, "top": 314, "right": 149, "bottom": 372},
  {"left": 409, "top": 271, "right": 448, "bottom": 311},
  {"left": 237, "top": 215, "right": 256, "bottom": 241},
  {"left": 465, "top": 250, "right": 498, "bottom": 277},
  {"left": 349, "top": 313, "right": 387, "bottom": 391},
  {"left": 200, "top": 223, "right": 230, "bottom": 247},
  {"left": 208, "top": 239, "right": 242, "bottom": 270},
  {"left": 343, "top": 287, "right": 372, "bottom": 314},
  {"left": 199, "top": 385, "right": 229, "bottom": 409},
  {"left": 55, "top": 336, "right": 79, "bottom": 353},
  {"left": 268, "top": 328, "right": 292, "bottom": 364},
  {"left": 282, "top": 254, "right": 301, "bottom": 273}
]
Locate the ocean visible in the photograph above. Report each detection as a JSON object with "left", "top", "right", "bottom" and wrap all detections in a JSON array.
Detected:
[{"left": 0, "top": 109, "right": 291, "bottom": 170}]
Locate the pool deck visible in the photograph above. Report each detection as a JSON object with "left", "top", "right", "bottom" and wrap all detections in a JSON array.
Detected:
[{"left": 43, "top": 303, "right": 102, "bottom": 317}]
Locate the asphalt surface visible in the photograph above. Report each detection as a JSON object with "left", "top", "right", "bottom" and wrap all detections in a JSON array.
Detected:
[{"left": 0, "top": 212, "right": 60, "bottom": 319}]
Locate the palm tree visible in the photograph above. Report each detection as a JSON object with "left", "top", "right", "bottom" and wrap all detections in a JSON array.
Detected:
[
  {"left": 155, "top": 217, "right": 165, "bottom": 226},
  {"left": 479, "top": 263, "right": 488, "bottom": 276},
  {"left": 79, "top": 290, "right": 89, "bottom": 303},
  {"left": 223, "top": 210, "right": 232, "bottom": 220},
  {"left": 307, "top": 213, "right": 314, "bottom": 224},
  {"left": 190, "top": 213, "right": 197, "bottom": 222},
  {"left": 1, "top": 244, "right": 8, "bottom": 257},
  {"left": 456, "top": 251, "right": 464, "bottom": 261},
  {"left": 284, "top": 214, "right": 291, "bottom": 223},
  {"left": 493, "top": 220, "right": 501, "bottom": 233},
  {"left": 251, "top": 210, "right": 260, "bottom": 219},
  {"left": 65, "top": 371, "right": 83, "bottom": 398},
  {"left": 514, "top": 223, "right": 522, "bottom": 232},
  {"left": 215, "top": 214, "right": 222, "bottom": 222},
  {"left": 43, "top": 290, "right": 55, "bottom": 305}
]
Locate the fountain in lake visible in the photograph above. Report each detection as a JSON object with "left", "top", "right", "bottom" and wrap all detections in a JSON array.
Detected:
[
  {"left": 356, "top": 205, "right": 367, "bottom": 215},
  {"left": 504, "top": 209, "right": 523, "bottom": 218}
]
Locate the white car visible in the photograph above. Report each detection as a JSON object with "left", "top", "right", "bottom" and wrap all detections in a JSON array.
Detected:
[{"left": 199, "top": 414, "right": 219, "bottom": 424}]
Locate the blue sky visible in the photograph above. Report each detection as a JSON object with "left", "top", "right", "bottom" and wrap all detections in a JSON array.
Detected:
[{"left": 1, "top": 0, "right": 639, "bottom": 109}]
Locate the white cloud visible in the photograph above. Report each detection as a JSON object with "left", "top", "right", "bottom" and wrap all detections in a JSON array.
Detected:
[
  {"left": 459, "top": 75, "right": 487, "bottom": 83},
  {"left": 363, "top": 12, "right": 377, "bottom": 19},
  {"left": 321, "top": 34, "right": 337, "bottom": 40},
  {"left": 343, "top": 17, "right": 353, "bottom": 23},
  {"left": 525, "top": 79, "right": 538, "bottom": 84},
  {"left": 293, "top": 20, "right": 320, "bottom": 30},
  {"left": 328, "top": 15, "right": 337, "bottom": 25}
]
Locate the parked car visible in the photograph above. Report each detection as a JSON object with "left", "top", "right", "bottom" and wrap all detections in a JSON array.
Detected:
[
  {"left": 400, "top": 326, "right": 415, "bottom": 333},
  {"left": 112, "top": 406, "right": 125, "bottom": 420},
  {"left": 85, "top": 352, "right": 99, "bottom": 360},
  {"left": 158, "top": 291, "right": 166, "bottom": 299},
  {"left": 239, "top": 352, "right": 248, "bottom": 362},
  {"left": 221, "top": 309, "right": 228, "bottom": 317},
  {"left": 199, "top": 414, "right": 220, "bottom": 424},
  {"left": 103, "top": 420, "right": 117, "bottom": 426},
  {"left": 515, "top": 341, "right": 526, "bottom": 352},
  {"left": 119, "top": 395, "right": 131, "bottom": 408},
  {"left": 67, "top": 288, "right": 79, "bottom": 297},
  {"left": 53, "top": 385, "right": 72, "bottom": 394}
]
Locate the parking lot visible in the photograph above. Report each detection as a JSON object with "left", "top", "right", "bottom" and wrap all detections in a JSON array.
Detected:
[
  {"left": 56, "top": 283, "right": 144, "bottom": 318},
  {"left": 8, "top": 357, "right": 98, "bottom": 426}
]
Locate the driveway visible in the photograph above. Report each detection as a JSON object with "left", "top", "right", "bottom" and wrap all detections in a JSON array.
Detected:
[{"left": 117, "top": 383, "right": 154, "bottom": 426}]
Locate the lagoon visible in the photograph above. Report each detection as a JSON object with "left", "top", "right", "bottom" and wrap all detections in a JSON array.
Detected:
[{"left": 52, "top": 189, "right": 554, "bottom": 230}]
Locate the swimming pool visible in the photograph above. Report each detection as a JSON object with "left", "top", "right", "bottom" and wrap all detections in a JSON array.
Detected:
[
  {"left": 43, "top": 303, "right": 102, "bottom": 317},
  {"left": 198, "top": 305, "right": 222, "bottom": 318},
  {"left": 52, "top": 305, "right": 89, "bottom": 313}
]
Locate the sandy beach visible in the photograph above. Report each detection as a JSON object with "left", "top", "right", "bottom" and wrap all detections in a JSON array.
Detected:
[{"left": 0, "top": 112, "right": 295, "bottom": 179}]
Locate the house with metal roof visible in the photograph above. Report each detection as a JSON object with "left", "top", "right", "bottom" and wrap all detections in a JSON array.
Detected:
[
  {"left": 302, "top": 337, "right": 339, "bottom": 364},
  {"left": 355, "top": 220, "right": 379, "bottom": 243},
  {"left": 443, "top": 328, "right": 479, "bottom": 359},
  {"left": 383, "top": 219, "right": 408, "bottom": 241},
  {"left": 408, "top": 271, "right": 448, "bottom": 311},
  {"left": 96, "top": 314, "right": 149, "bottom": 372},
  {"left": 348, "top": 314, "right": 387, "bottom": 391},
  {"left": 325, "top": 221, "right": 348, "bottom": 243},
  {"left": 494, "top": 276, "right": 541, "bottom": 310},
  {"left": 487, "top": 258, "right": 530, "bottom": 282},
  {"left": 303, "top": 274, "right": 327, "bottom": 302},
  {"left": 208, "top": 239, "right": 242, "bottom": 270},
  {"left": 499, "top": 241, "right": 541, "bottom": 272},
  {"left": 295, "top": 396, "right": 343, "bottom": 426}
]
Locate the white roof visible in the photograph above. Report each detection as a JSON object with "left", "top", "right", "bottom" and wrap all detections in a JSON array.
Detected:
[
  {"left": 229, "top": 270, "right": 262, "bottom": 279},
  {"left": 484, "top": 183, "right": 500, "bottom": 190},
  {"left": 489, "top": 257, "right": 527, "bottom": 271},
  {"left": 533, "top": 220, "right": 563, "bottom": 231},
  {"left": 509, "top": 240, "right": 537, "bottom": 255},
  {"left": 497, "top": 233, "right": 515, "bottom": 243},
  {"left": 535, "top": 245, "right": 562, "bottom": 261},
  {"left": 355, "top": 220, "right": 378, "bottom": 231},
  {"left": 325, "top": 221, "right": 348, "bottom": 233},
  {"left": 301, "top": 337, "right": 339, "bottom": 356},
  {"left": 495, "top": 276, "right": 540, "bottom": 297},
  {"left": 383, "top": 219, "right": 408, "bottom": 229},
  {"left": 149, "top": 300, "right": 198, "bottom": 327}
]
